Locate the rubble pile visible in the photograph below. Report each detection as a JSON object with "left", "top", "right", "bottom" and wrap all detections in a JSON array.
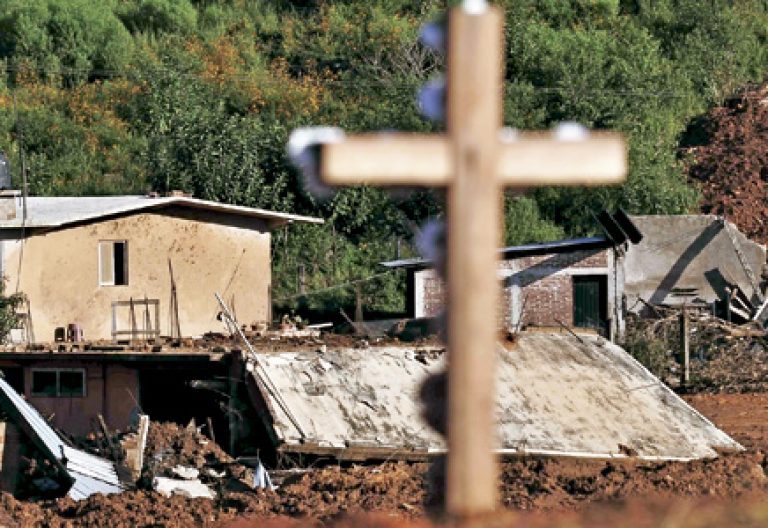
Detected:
[
  {"left": 0, "top": 450, "right": 764, "bottom": 525},
  {"left": 685, "top": 82, "right": 768, "bottom": 244},
  {"left": 143, "top": 422, "right": 234, "bottom": 472},
  {"left": 622, "top": 312, "right": 768, "bottom": 393},
  {"left": 141, "top": 422, "right": 254, "bottom": 495}
]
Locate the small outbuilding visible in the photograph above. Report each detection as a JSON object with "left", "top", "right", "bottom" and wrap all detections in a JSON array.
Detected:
[{"left": 382, "top": 212, "right": 642, "bottom": 340}]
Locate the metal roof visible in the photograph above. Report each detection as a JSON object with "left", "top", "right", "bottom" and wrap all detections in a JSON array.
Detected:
[
  {"left": 0, "top": 196, "right": 322, "bottom": 230},
  {"left": 0, "top": 377, "right": 124, "bottom": 500},
  {"left": 252, "top": 334, "right": 740, "bottom": 461},
  {"left": 381, "top": 236, "right": 612, "bottom": 270}
]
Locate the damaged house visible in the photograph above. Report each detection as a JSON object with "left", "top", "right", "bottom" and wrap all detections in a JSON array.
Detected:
[
  {"left": 0, "top": 197, "right": 749, "bottom": 476},
  {"left": 624, "top": 215, "right": 768, "bottom": 322},
  {"left": 0, "top": 192, "right": 320, "bottom": 439},
  {"left": 382, "top": 211, "right": 642, "bottom": 340}
]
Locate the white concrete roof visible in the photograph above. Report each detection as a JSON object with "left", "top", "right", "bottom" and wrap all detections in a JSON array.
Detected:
[
  {"left": 0, "top": 195, "right": 322, "bottom": 229},
  {"left": 252, "top": 333, "right": 740, "bottom": 461}
]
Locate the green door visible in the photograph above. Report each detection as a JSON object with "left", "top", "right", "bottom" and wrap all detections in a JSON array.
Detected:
[{"left": 573, "top": 275, "right": 608, "bottom": 333}]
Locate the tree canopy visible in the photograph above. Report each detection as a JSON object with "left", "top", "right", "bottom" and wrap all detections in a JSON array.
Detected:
[{"left": 1, "top": 0, "right": 767, "bottom": 317}]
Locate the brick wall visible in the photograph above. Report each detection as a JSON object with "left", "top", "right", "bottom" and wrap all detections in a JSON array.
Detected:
[{"left": 416, "top": 248, "right": 612, "bottom": 330}]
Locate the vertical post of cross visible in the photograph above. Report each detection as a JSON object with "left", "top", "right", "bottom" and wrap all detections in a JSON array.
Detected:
[
  {"left": 445, "top": 3, "right": 503, "bottom": 517},
  {"left": 288, "top": 1, "right": 627, "bottom": 519}
]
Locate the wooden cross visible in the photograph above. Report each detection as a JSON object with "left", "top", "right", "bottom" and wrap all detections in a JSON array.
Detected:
[{"left": 292, "top": 1, "right": 626, "bottom": 520}]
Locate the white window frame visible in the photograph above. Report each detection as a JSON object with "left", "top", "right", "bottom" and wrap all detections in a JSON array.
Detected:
[
  {"left": 98, "top": 240, "right": 129, "bottom": 286},
  {"left": 30, "top": 368, "right": 87, "bottom": 398}
]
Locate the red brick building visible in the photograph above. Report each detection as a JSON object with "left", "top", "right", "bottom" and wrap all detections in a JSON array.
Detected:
[{"left": 383, "top": 237, "right": 628, "bottom": 340}]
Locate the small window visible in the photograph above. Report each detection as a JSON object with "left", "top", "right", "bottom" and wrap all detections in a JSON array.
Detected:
[
  {"left": 31, "top": 369, "right": 85, "bottom": 397},
  {"left": 99, "top": 241, "right": 128, "bottom": 286},
  {"left": 31, "top": 371, "right": 57, "bottom": 397}
]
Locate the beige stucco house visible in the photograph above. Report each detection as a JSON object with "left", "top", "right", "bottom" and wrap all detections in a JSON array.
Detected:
[{"left": 0, "top": 192, "right": 321, "bottom": 343}]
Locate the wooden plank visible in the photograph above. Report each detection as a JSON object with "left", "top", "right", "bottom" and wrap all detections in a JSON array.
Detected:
[
  {"left": 320, "top": 132, "right": 626, "bottom": 188},
  {"left": 444, "top": 5, "right": 502, "bottom": 517},
  {"left": 497, "top": 132, "right": 626, "bottom": 185},
  {"left": 321, "top": 134, "right": 451, "bottom": 186}
]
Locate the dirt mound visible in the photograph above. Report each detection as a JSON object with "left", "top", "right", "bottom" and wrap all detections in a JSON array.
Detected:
[
  {"left": 144, "top": 421, "right": 234, "bottom": 471},
  {"left": 684, "top": 392, "right": 768, "bottom": 452},
  {"left": 2, "top": 397, "right": 768, "bottom": 526},
  {"left": 684, "top": 82, "right": 768, "bottom": 243},
  {"left": 500, "top": 452, "right": 767, "bottom": 511},
  {"left": 0, "top": 450, "right": 765, "bottom": 526}
]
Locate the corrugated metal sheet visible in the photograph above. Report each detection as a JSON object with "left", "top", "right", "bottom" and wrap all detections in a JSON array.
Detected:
[
  {"left": 0, "top": 196, "right": 322, "bottom": 229},
  {"left": 0, "top": 378, "right": 123, "bottom": 500},
  {"left": 254, "top": 333, "right": 741, "bottom": 461}
]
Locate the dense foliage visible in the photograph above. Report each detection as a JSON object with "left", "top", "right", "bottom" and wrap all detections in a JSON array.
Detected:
[{"left": 1, "top": 0, "right": 767, "bottom": 318}]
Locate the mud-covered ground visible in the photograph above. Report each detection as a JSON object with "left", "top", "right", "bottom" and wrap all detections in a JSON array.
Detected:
[{"left": 0, "top": 401, "right": 767, "bottom": 527}]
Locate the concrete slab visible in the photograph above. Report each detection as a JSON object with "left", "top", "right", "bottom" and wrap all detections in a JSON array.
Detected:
[{"left": 251, "top": 333, "right": 740, "bottom": 461}]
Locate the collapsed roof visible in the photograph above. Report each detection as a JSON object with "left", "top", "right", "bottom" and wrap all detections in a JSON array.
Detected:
[
  {"left": 0, "top": 377, "right": 124, "bottom": 500},
  {"left": 247, "top": 333, "right": 739, "bottom": 461}
]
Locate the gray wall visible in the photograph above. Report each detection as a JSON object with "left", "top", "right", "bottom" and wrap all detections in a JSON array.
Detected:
[{"left": 625, "top": 215, "right": 766, "bottom": 311}]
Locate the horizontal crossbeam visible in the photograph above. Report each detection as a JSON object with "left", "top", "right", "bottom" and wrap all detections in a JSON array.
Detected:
[{"left": 320, "top": 132, "right": 626, "bottom": 187}]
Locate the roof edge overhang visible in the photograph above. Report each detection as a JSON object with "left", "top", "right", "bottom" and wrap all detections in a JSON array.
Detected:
[
  {"left": 380, "top": 236, "right": 614, "bottom": 271},
  {"left": 0, "top": 196, "right": 324, "bottom": 232}
]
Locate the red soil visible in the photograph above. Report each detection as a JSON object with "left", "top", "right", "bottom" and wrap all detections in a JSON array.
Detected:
[{"left": 685, "top": 82, "right": 768, "bottom": 243}]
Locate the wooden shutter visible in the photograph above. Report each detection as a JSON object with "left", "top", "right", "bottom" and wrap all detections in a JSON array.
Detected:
[{"left": 99, "top": 241, "right": 115, "bottom": 285}]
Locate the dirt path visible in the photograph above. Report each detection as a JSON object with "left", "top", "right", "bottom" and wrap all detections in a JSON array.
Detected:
[{"left": 684, "top": 393, "right": 768, "bottom": 451}]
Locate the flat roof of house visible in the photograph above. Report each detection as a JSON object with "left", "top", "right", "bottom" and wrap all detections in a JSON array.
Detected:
[
  {"left": 0, "top": 195, "right": 323, "bottom": 230},
  {"left": 380, "top": 236, "right": 612, "bottom": 270},
  {"left": 251, "top": 333, "right": 740, "bottom": 461}
]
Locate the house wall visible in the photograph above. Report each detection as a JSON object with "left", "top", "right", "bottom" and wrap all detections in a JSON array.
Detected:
[
  {"left": 625, "top": 215, "right": 767, "bottom": 310},
  {"left": 412, "top": 247, "right": 623, "bottom": 338},
  {"left": 0, "top": 361, "right": 140, "bottom": 436},
  {"left": 1, "top": 207, "right": 271, "bottom": 341}
]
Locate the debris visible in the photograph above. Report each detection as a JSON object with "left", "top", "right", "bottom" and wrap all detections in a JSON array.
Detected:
[
  {"left": 623, "top": 311, "right": 768, "bottom": 393},
  {"left": 121, "top": 414, "right": 149, "bottom": 482},
  {"left": 0, "top": 378, "right": 124, "bottom": 500},
  {"left": 171, "top": 466, "right": 200, "bottom": 480},
  {"left": 152, "top": 477, "right": 216, "bottom": 499},
  {"left": 252, "top": 459, "right": 274, "bottom": 490}
]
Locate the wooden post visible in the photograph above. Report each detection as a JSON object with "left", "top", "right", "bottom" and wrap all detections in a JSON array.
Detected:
[
  {"left": 679, "top": 306, "right": 690, "bottom": 387},
  {"left": 293, "top": 1, "right": 627, "bottom": 518},
  {"left": 299, "top": 264, "right": 307, "bottom": 295},
  {"left": 445, "top": 6, "right": 502, "bottom": 515},
  {"left": 354, "top": 284, "right": 364, "bottom": 323}
]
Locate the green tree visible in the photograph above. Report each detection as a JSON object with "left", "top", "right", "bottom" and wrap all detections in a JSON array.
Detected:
[
  {"left": 504, "top": 196, "right": 564, "bottom": 246},
  {"left": 118, "top": 0, "right": 198, "bottom": 35},
  {"left": 0, "top": 0, "right": 133, "bottom": 85}
]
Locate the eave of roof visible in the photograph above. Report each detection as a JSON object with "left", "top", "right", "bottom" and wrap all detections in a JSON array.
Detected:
[
  {"left": 380, "top": 236, "right": 613, "bottom": 270},
  {"left": 0, "top": 196, "right": 323, "bottom": 230}
]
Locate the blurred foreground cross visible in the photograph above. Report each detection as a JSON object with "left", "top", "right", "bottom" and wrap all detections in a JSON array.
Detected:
[{"left": 290, "top": 1, "right": 626, "bottom": 521}]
